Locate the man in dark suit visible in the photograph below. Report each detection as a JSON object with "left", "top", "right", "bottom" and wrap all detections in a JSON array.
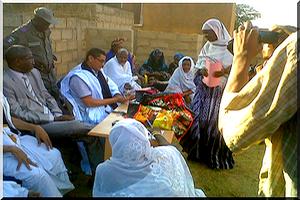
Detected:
[{"left": 3, "top": 45, "right": 103, "bottom": 173}]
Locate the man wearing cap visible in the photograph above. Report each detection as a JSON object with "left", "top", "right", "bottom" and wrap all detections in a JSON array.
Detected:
[{"left": 4, "top": 7, "right": 59, "bottom": 100}]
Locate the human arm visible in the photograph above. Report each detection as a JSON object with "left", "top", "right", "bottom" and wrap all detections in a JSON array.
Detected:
[
  {"left": 225, "top": 22, "right": 261, "bottom": 93},
  {"left": 3, "top": 145, "right": 37, "bottom": 170},
  {"left": 3, "top": 79, "right": 53, "bottom": 124},
  {"left": 147, "top": 71, "right": 170, "bottom": 81},
  {"left": 219, "top": 22, "right": 298, "bottom": 152},
  {"left": 80, "top": 94, "right": 130, "bottom": 107},
  {"left": 3, "top": 31, "right": 28, "bottom": 55},
  {"left": 69, "top": 74, "right": 130, "bottom": 107},
  {"left": 213, "top": 65, "right": 231, "bottom": 77},
  {"left": 11, "top": 117, "right": 52, "bottom": 150},
  {"left": 200, "top": 67, "right": 208, "bottom": 77},
  {"left": 182, "top": 89, "right": 193, "bottom": 97}
]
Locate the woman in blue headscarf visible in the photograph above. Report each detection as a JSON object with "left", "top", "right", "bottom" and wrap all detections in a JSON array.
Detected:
[
  {"left": 168, "top": 53, "right": 184, "bottom": 75},
  {"left": 139, "top": 49, "right": 170, "bottom": 80},
  {"left": 139, "top": 49, "right": 171, "bottom": 91}
]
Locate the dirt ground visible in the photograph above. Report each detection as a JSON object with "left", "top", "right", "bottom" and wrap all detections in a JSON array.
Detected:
[
  {"left": 188, "top": 144, "right": 265, "bottom": 197},
  {"left": 60, "top": 140, "right": 265, "bottom": 197}
]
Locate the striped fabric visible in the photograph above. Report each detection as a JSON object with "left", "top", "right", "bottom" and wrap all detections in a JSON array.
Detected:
[
  {"left": 22, "top": 75, "right": 51, "bottom": 115},
  {"left": 180, "top": 77, "right": 234, "bottom": 169},
  {"left": 219, "top": 33, "right": 298, "bottom": 197}
]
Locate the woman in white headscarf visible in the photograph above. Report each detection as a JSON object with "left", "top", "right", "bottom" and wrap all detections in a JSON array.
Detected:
[
  {"left": 93, "top": 118, "right": 205, "bottom": 197},
  {"left": 165, "top": 56, "right": 197, "bottom": 107},
  {"left": 195, "top": 18, "right": 233, "bottom": 86},
  {"left": 180, "top": 18, "right": 234, "bottom": 170}
]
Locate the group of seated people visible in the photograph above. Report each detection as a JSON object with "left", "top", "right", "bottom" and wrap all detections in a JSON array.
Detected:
[
  {"left": 2, "top": 16, "right": 297, "bottom": 197},
  {"left": 2, "top": 38, "right": 204, "bottom": 197}
]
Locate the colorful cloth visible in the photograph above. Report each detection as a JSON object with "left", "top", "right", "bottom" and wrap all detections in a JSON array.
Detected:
[{"left": 134, "top": 93, "right": 194, "bottom": 140}]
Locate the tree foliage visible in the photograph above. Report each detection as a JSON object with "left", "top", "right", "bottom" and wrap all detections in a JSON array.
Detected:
[{"left": 235, "top": 4, "right": 261, "bottom": 29}]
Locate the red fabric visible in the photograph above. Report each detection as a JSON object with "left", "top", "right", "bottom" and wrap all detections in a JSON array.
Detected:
[{"left": 133, "top": 93, "right": 194, "bottom": 141}]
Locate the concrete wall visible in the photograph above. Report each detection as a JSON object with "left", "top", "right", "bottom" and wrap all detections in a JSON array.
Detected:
[
  {"left": 134, "top": 29, "right": 204, "bottom": 65},
  {"left": 124, "top": 3, "right": 236, "bottom": 35},
  {"left": 85, "top": 29, "right": 134, "bottom": 55},
  {"left": 3, "top": 3, "right": 134, "bottom": 77},
  {"left": 3, "top": 3, "right": 234, "bottom": 78}
]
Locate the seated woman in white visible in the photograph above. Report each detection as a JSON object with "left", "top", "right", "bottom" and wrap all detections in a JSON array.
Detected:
[
  {"left": 103, "top": 48, "right": 141, "bottom": 95},
  {"left": 165, "top": 56, "right": 197, "bottom": 106},
  {"left": 2, "top": 95, "right": 74, "bottom": 197},
  {"left": 93, "top": 118, "right": 205, "bottom": 197}
]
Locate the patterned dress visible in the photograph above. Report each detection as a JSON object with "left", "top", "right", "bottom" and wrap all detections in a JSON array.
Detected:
[{"left": 180, "top": 75, "right": 234, "bottom": 169}]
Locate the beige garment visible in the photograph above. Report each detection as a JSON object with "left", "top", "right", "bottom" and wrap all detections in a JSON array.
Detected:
[{"left": 219, "top": 32, "right": 298, "bottom": 197}]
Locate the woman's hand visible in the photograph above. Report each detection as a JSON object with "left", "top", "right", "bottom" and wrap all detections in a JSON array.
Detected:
[
  {"left": 201, "top": 67, "right": 208, "bottom": 77},
  {"left": 213, "top": 68, "right": 225, "bottom": 77}
]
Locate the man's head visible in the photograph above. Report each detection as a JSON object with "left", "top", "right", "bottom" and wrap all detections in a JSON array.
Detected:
[
  {"left": 85, "top": 48, "right": 106, "bottom": 72},
  {"left": 5, "top": 45, "right": 35, "bottom": 73},
  {"left": 116, "top": 48, "right": 129, "bottom": 66},
  {"left": 32, "top": 7, "right": 58, "bottom": 32},
  {"left": 111, "top": 38, "right": 125, "bottom": 53}
]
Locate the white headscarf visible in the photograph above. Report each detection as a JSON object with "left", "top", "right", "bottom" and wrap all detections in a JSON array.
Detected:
[
  {"left": 93, "top": 118, "right": 205, "bottom": 197},
  {"left": 196, "top": 18, "right": 233, "bottom": 69},
  {"left": 165, "top": 56, "right": 197, "bottom": 100},
  {"left": 103, "top": 56, "right": 141, "bottom": 94}
]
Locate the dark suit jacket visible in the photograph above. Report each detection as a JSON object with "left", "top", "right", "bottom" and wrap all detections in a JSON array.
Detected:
[{"left": 3, "top": 68, "right": 62, "bottom": 124}]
